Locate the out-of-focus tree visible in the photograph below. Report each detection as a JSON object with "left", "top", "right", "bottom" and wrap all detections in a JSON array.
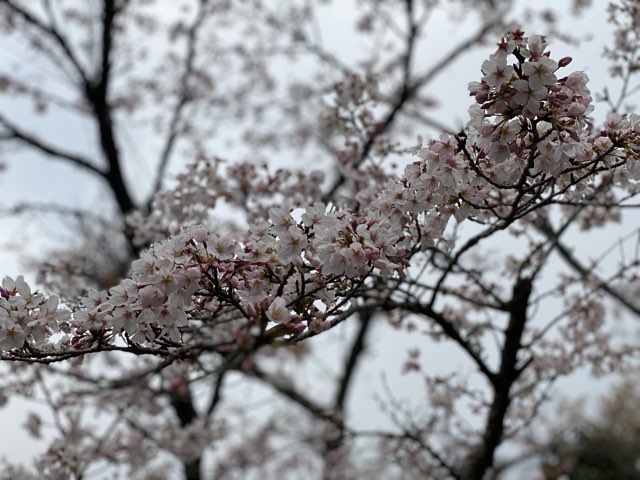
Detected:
[
  {"left": 0, "top": 1, "right": 640, "bottom": 480},
  {"left": 540, "top": 379, "right": 640, "bottom": 480}
]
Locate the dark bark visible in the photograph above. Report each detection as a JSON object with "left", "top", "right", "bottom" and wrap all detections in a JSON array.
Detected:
[
  {"left": 333, "top": 311, "right": 373, "bottom": 412},
  {"left": 461, "top": 276, "right": 533, "bottom": 480},
  {"left": 169, "top": 381, "right": 202, "bottom": 480},
  {"left": 85, "top": 0, "right": 135, "bottom": 218},
  {"left": 322, "top": 312, "right": 373, "bottom": 480}
]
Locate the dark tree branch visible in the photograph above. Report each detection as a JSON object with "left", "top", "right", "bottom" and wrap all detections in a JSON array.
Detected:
[
  {"left": 536, "top": 216, "right": 640, "bottom": 317},
  {"left": 323, "top": 0, "right": 420, "bottom": 202},
  {"left": 461, "top": 276, "right": 533, "bottom": 480},
  {"left": 352, "top": 428, "right": 462, "bottom": 480},
  {"left": 389, "top": 300, "right": 497, "bottom": 385},
  {"left": 322, "top": 311, "right": 374, "bottom": 470},
  {"left": 167, "top": 377, "right": 201, "bottom": 480},
  {"left": 0, "top": 114, "right": 105, "bottom": 177},
  {"left": 248, "top": 366, "right": 343, "bottom": 427},
  {"left": 412, "top": 20, "right": 499, "bottom": 90},
  {"left": 0, "top": 1, "right": 135, "bottom": 219},
  {"left": 402, "top": 107, "right": 457, "bottom": 134},
  {"left": 323, "top": 17, "right": 500, "bottom": 202},
  {"left": 169, "top": 383, "right": 198, "bottom": 427},
  {"left": 84, "top": 0, "right": 135, "bottom": 217},
  {"left": 205, "top": 369, "right": 227, "bottom": 416},
  {"left": 334, "top": 311, "right": 373, "bottom": 411},
  {"left": 1, "top": 0, "right": 89, "bottom": 84}
]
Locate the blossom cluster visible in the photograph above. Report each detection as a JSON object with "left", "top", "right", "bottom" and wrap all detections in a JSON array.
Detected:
[
  {"left": 2, "top": 195, "right": 416, "bottom": 351},
  {"left": 2, "top": 31, "right": 640, "bottom": 355},
  {"left": 127, "top": 158, "right": 327, "bottom": 246},
  {"left": 462, "top": 32, "right": 640, "bottom": 222},
  {"left": 0, "top": 276, "right": 69, "bottom": 350},
  {"left": 466, "top": 34, "right": 594, "bottom": 180},
  {"left": 86, "top": 199, "right": 416, "bottom": 347}
]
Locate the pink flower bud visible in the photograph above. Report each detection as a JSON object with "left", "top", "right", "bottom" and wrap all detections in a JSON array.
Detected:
[{"left": 558, "top": 56, "right": 572, "bottom": 68}]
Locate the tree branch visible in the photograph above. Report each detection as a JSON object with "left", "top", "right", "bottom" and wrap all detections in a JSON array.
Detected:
[
  {"left": 205, "top": 369, "right": 227, "bottom": 416},
  {"left": 0, "top": 0, "right": 89, "bottom": 84},
  {"left": 147, "top": 0, "right": 210, "bottom": 208},
  {"left": 461, "top": 276, "right": 533, "bottom": 480},
  {"left": 322, "top": 310, "right": 374, "bottom": 471},
  {"left": 412, "top": 20, "right": 499, "bottom": 91},
  {"left": 0, "top": 114, "right": 105, "bottom": 177},
  {"left": 83, "top": 0, "right": 135, "bottom": 217},
  {"left": 351, "top": 428, "right": 462, "bottom": 480},
  {"left": 247, "top": 365, "right": 343, "bottom": 427},
  {"left": 389, "top": 300, "right": 497, "bottom": 385},
  {"left": 333, "top": 310, "right": 373, "bottom": 411},
  {"left": 323, "top": 16, "right": 500, "bottom": 202},
  {"left": 536, "top": 216, "right": 640, "bottom": 317},
  {"left": 323, "top": 0, "right": 421, "bottom": 202},
  {"left": 167, "top": 374, "right": 201, "bottom": 480}
]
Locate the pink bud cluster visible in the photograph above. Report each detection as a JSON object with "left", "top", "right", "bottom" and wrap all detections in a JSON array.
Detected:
[{"left": 466, "top": 33, "right": 597, "bottom": 182}]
